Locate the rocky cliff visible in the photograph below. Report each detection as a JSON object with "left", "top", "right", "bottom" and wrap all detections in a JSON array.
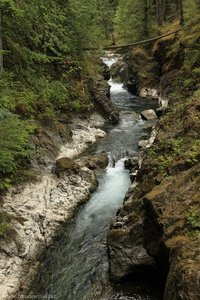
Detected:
[{"left": 107, "top": 25, "right": 200, "bottom": 299}]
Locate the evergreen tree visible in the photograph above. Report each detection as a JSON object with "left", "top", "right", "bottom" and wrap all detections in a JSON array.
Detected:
[{"left": 115, "top": 0, "right": 149, "bottom": 43}]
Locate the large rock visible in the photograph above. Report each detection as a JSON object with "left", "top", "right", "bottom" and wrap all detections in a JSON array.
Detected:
[
  {"left": 140, "top": 109, "right": 158, "bottom": 120},
  {"left": 86, "top": 153, "right": 109, "bottom": 170},
  {"left": 139, "top": 87, "right": 159, "bottom": 100},
  {"left": 124, "top": 157, "right": 139, "bottom": 170},
  {"left": 55, "top": 157, "right": 80, "bottom": 175}
]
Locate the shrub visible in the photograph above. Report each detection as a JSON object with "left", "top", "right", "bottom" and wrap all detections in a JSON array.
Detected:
[{"left": 0, "top": 109, "right": 36, "bottom": 189}]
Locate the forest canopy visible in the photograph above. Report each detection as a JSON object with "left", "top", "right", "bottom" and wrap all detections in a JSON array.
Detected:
[
  {"left": 0, "top": 0, "right": 199, "bottom": 191},
  {"left": 114, "top": 0, "right": 200, "bottom": 43}
]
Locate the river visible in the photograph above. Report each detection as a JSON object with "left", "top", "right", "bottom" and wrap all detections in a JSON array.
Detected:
[{"left": 28, "top": 56, "right": 163, "bottom": 300}]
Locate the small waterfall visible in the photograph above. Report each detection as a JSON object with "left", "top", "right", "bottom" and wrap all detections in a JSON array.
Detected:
[{"left": 100, "top": 54, "right": 120, "bottom": 69}]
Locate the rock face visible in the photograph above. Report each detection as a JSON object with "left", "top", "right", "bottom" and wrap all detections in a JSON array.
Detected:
[
  {"left": 30, "top": 123, "right": 73, "bottom": 172},
  {"left": 58, "top": 113, "right": 106, "bottom": 159},
  {"left": 107, "top": 92, "right": 200, "bottom": 299},
  {"left": 102, "top": 64, "right": 110, "bottom": 81},
  {"left": 0, "top": 166, "right": 97, "bottom": 300},
  {"left": 108, "top": 163, "right": 200, "bottom": 297},
  {"left": 156, "top": 97, "right": 169, "bottom": 117},
  {"left": 0, "top": 112, "right": 105, "bottom": 300},
  {"left": 107, "top": 191, "right": 157, "bottom": 281},
  {"left": 89, "top": 75, "right": 119, "bottom": 124},
  {"left": 143, "top": 164, "right": 200, "bottom": 300},
  {"left": 140, "top": 109, "right": 158, "bottom": 120}
]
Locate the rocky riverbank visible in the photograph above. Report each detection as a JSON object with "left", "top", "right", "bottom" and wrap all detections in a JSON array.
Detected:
[
  {"left": 107, "top": 92, "right": 200, "bottom": 299},
  {"left": 0, "top": 112, "right": 108, "bottom": 300},
  {"left": 107, "top": 27, "right": 200, "bottom": 300}
]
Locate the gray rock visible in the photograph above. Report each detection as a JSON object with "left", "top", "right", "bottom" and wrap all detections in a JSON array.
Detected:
[
  {"left": 140, "top": 109, "right": 158, "bottom": 120},
  {"left": 57, "top": 114, "right": 106, "bottom": 159},
  {"left": 86, "top": 153, "right": 109, "bottom": 170},
  {"left": 107, "top": 223, "right": 156, "bottom": 281},
  {"left": 140, "top": 87, "right": 159, "bottom": 99},
  {"left": 138, "top": 129, "right": 157, "bottom": 150}
]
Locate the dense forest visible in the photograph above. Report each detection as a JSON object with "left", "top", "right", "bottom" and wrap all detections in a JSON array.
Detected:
[
  {"left": 0, "top": 0, "right": 118, "bottom": 192},
  {"left": 0, "top": 0, "right": 199, "bottom": 240}
]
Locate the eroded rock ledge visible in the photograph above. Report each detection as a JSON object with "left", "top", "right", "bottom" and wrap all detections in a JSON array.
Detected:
[
  {"left": 0, "top": 113, "right": 106, "bottom": 300},
  {"left": 89, "top": 75, "right": 119, "bottom": 124}
]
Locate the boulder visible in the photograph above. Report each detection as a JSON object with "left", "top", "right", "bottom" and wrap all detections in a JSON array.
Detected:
[
  {"left": 139, "top": 87, "right": 159, "bottom": 100},
  {"left": 140, "top": 109, "right": 158, "bottom": 120},
  {"left": 55, "top": 157, "right": 80, "bottom": 176},
  {"left": 86, "top": 153, "right": 109, "bottom": 170}
]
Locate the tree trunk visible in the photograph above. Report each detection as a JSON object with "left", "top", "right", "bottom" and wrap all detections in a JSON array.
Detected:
[
  {"left": 111, "top": 32, "right": 116, "bottom": 45},
  {"left": 144, "top": 0, "right": 149, "bottom": 37},
  {"left": 162, "top": 0, "right": 166, "bottom": 23},
  {"left": 0, "top": 10, "right": 3, "bottom": 73},
  {"left": 156, "top": 0, "right": 163, "bottom": 26},
  {"left": 178, "top": 0, "right": 184, "bottom": 25},
  {"left": 176, "top": 0, "right": 184, "bottom": 25}
]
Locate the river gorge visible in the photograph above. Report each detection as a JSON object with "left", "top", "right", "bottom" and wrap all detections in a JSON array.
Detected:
[
  {"left": 26, "top": 56, "right": 163, "bottom": 300},
  {"left": 1, "top": 2, "right": 200, "bottom": 299}
]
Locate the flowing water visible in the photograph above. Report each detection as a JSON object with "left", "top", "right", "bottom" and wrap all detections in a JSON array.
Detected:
[{"left": 29, "top": 57, "right": 163, "bottom": 300}]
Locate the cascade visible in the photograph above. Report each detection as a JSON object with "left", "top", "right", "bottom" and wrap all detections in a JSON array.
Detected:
[{"left": 28, "top": 55, "right": 162, "bottom": 300}]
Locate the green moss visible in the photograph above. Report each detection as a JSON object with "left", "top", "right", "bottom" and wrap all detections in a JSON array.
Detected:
[{"left": 185, "top": 210, "right": 200, "bottom": 232}]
